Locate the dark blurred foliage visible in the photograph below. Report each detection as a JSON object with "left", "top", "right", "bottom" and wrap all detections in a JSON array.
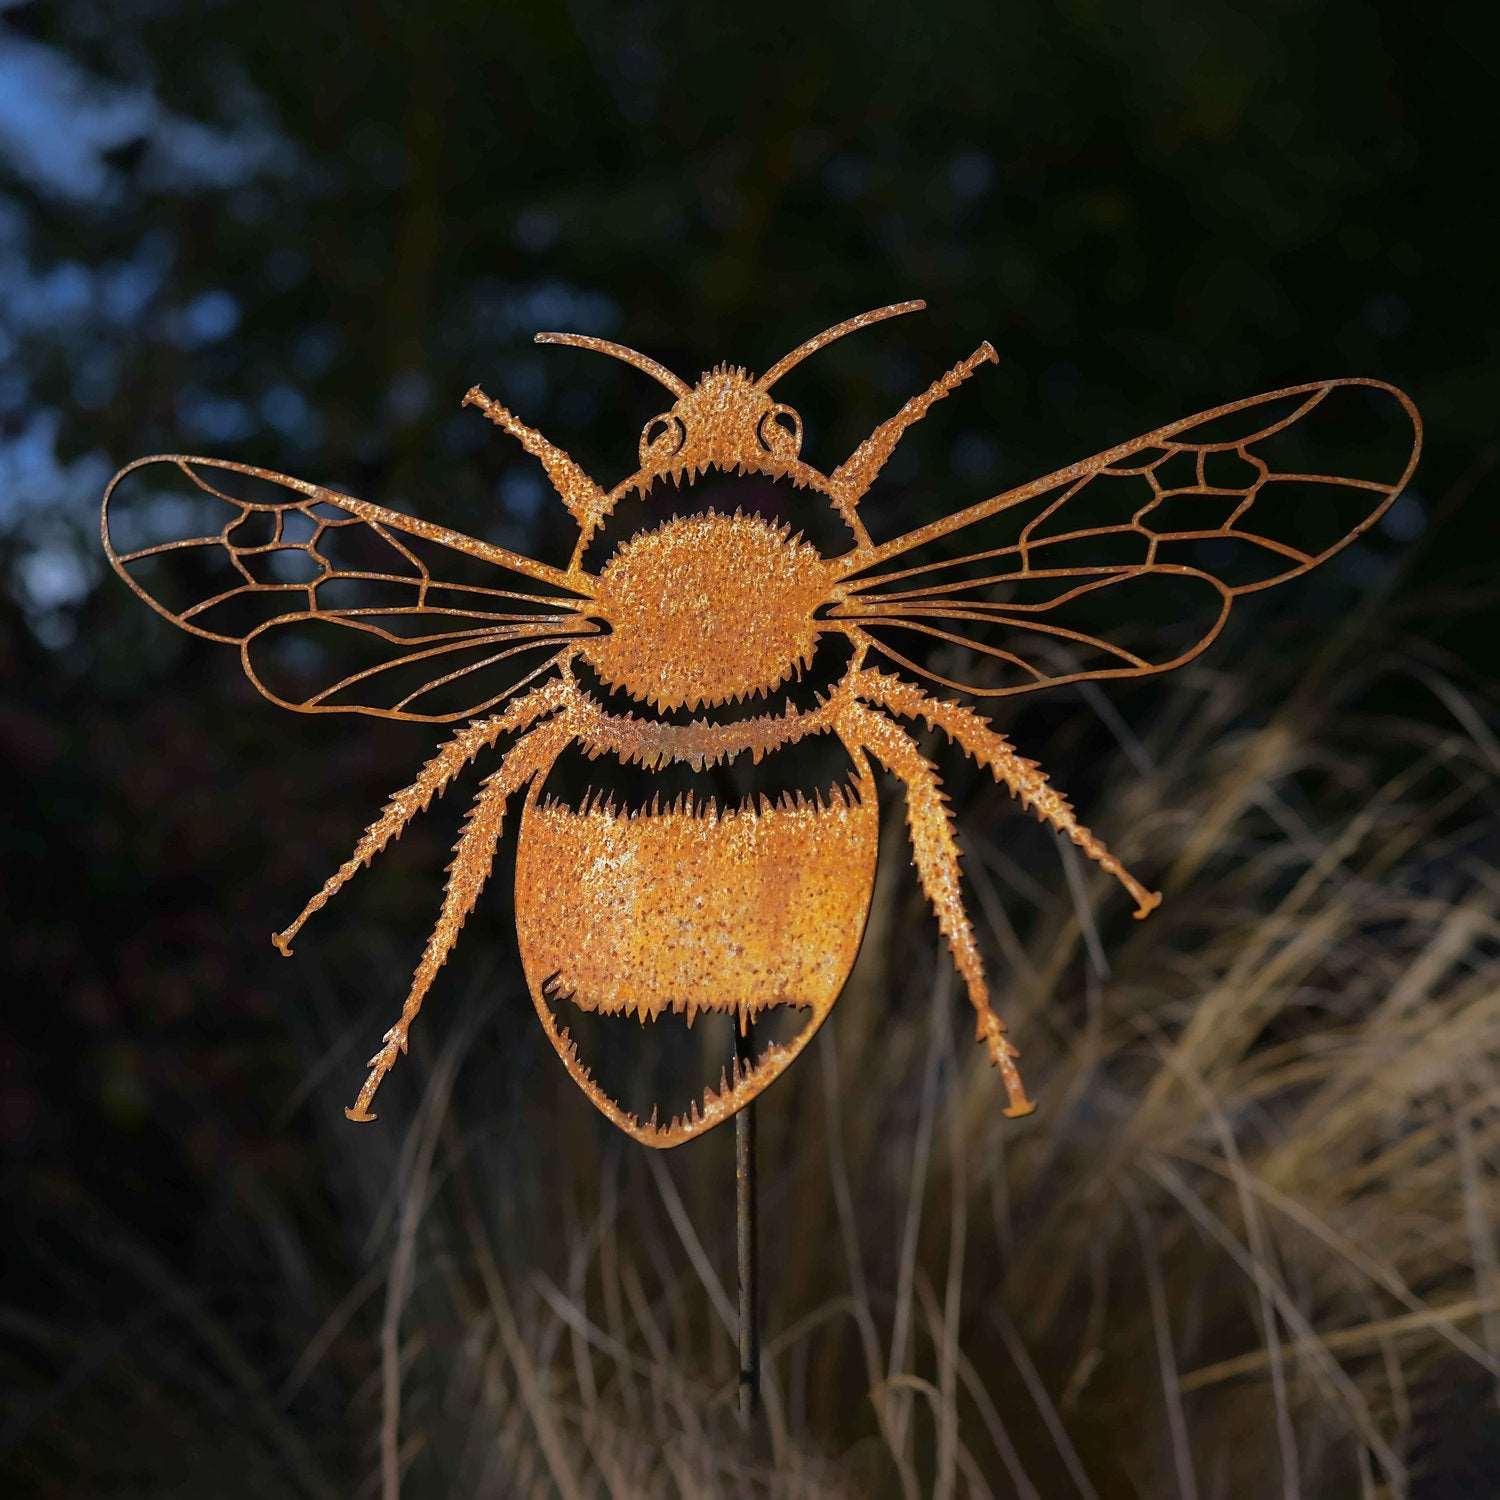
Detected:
[{"left": 2, "top": 0, "right": 1496, "bottom": 1493}]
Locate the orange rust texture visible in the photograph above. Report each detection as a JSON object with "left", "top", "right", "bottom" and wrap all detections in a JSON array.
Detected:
[
  {"left": 272, "top": 679, "right": 572, "bottom": 957},
  {"left": 515, "top": 782, "right": 878, "bottom": 1025},
  {"left": 573, "top": 686, "right": 838, "bottom": 771},
  {"left": 842, "top": 702, "right": 1034, "bottom": 1117},
  {"left": 101, "top": 299, "right": 1422, "bottom": 1142},
  {"left": 852, "top": 670, "right": 1161, "bottom": 919},
  {"left": 583, "top": 514, "right": 830, "bottom": 711},
  {"left": 516, "top": 774, "right": 878, "bottom": 1146},
  {"left": 462, "top": 385, "right": 608, "bottom": 539},
  {"left": 831, "top": 341, "right": 998, "bottom": 510},
  {"left": 342, "top": 711, "right": 576, "bottom": 1121}
]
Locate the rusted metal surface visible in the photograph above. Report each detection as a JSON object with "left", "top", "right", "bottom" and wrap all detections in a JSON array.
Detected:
[
  {"left": 515, "top": 772, "right": 877, "bottom": 1146},
  {"left": 735, "top": 1019, "right": 760, "bottom": 1424},
  {"left": 103, "top": 302, "right": 1422, "bottom": 1142},
  {"left": 585, "top": 514, "right": 829, "bottom": 713}
]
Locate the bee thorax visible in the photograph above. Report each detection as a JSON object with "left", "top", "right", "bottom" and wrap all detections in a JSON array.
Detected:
[{"left": 581, "top": 511, "right": 829, "bottom": 711}]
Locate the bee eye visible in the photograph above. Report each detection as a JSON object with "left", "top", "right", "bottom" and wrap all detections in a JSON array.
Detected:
[
  {"left": 639, "top": 413, "right": 686, "bottom": 465},
  {"left": 757, "top": 404, "right": 802, "bottom": 457}
]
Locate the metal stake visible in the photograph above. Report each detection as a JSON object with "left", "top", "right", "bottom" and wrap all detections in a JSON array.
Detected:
[{"left": 735, "top": 1020, "right": 760, "bottom": 1424}]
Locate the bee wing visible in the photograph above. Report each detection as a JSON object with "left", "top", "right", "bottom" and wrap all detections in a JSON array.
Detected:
[
  {"left": 103, "top": 455, "right": 598, "bottom": 721},
  {"left": 830, "top": 378, "right": 1421, "bottom": 695}
]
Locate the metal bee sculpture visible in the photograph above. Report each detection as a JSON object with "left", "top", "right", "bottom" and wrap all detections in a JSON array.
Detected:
[{"left": 102, "top": 301, "right": 1421, "bottom": 1146}]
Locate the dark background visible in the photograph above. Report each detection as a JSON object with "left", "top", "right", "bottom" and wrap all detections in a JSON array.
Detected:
[{"left": 3, "top": 3, "right": 1497, "bottom": 1496}]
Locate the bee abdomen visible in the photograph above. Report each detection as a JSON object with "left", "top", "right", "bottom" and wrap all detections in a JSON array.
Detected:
[{"left": 537, "top": 727, "right": 863, "bottom": 816}]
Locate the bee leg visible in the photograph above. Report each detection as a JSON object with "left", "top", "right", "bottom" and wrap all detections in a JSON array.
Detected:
[
  {"left": 344, "top": 712, "right": 573, "bottom": 1123},
  {"left": 853, "top": 670, "right": 1162, "bottom": 919},
  {"left": 272, "top": 681, "right": 571, "bottom": 957},
  {"left": 462, "top": 385, "right": 608, "bottom": 542},
  {"left": 831, "top": 342, "right": 999, "bottom": 523},
  {"left": 840, "top": 702, "right": 1035, "bottom": 1118}
]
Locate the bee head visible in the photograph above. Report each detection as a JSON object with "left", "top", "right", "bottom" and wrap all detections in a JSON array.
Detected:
[
  {"left": 534, "top": 299, "right": 924, "bottom": 497},
  {"left": 636, "top": 366, "right": 802, "bottom": 485}
]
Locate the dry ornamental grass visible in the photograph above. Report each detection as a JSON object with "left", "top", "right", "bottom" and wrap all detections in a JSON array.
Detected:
[{"left": 6, "top": 599, "right": 1498, "bottom": 1499}]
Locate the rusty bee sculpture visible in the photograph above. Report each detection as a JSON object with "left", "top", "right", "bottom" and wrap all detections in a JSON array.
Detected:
[{"left": 102, "top": 301, "right": 1421, "bottom": 1145}]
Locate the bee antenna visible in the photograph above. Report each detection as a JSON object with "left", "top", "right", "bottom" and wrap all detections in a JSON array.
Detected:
[
  {"left": 756, "top": 300, "right": 927, "bottom": 391},
  {"left": 534, "top": 332, "right": 689, "bottom": 397}
]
